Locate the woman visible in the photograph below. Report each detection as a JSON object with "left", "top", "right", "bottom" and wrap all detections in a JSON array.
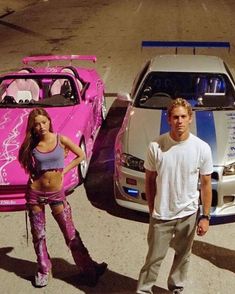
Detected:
[{"left": 18, "top": 107, "right": 107, "bottom": 287}]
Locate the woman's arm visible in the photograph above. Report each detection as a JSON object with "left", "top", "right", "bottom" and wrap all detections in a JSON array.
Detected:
[{"left": 60, "top": 135, "right": 85, "bottom": 175}]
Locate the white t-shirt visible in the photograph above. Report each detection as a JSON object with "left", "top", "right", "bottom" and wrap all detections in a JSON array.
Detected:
[{"left": 144, "top": 133, "right": 213, "bottom": 220}]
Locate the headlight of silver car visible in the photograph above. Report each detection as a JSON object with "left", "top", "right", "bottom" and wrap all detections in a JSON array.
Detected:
[
  {"left": 120, "top": 153, "right": 145, "bottom": 172},
  {"left": 223, "top": 163, "right": 235, "bottom": 176}
]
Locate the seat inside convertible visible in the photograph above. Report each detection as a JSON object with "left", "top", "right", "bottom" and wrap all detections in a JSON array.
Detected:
[{"left": 2, "top": 78, "right": 40, "bottom": 102}]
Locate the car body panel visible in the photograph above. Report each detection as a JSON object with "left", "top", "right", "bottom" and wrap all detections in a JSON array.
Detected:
[{"left": 120, "top": 106, "right": 235, "bottom": 165}]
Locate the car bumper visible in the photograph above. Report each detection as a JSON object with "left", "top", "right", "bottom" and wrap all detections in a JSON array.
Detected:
[
  {"left": 114, "top": 165, "right": 235, "bottom": 218},
  {"left": 114, "top": 166, "right": 148, "bottom": 212},
  {"left": 0, "top": 191, "right": 26, "bottom": 212}
]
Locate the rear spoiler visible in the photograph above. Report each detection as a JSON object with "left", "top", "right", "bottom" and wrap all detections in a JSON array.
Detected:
[
  {"left": 141, "top": 41, "right": 230, "bottom": 54},
  {"left": 22, "top": 55, "right": 97, "bottom": 65}
]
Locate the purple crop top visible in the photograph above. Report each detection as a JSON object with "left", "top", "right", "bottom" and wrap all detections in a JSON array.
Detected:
[{"left": 32, "top": 135, "right": 64, "bottom": 172}]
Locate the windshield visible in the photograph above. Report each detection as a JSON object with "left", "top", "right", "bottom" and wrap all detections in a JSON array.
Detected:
[
  {"left": 0, "top": 74, "right": 79, "bottom": 108},
  {"left": 134, "top": 72, "right": 235, "bottom": 109}
]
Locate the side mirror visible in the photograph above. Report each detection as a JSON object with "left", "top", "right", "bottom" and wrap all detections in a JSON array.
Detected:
[{"left": 117, "top": 92, "right": 132, "bottom": 102}]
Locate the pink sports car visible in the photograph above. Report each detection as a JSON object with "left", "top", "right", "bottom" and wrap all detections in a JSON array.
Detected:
[{"left": 0, "top": 55, "right": 106, "bottom": 212}]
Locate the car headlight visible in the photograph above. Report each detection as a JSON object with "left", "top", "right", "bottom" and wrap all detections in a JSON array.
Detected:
[
  {"left": 120, "top": 153, "right": 145, "bottom": 172},
  {"left": 223, "top": 163, "right": 235, "bottom": 176}
]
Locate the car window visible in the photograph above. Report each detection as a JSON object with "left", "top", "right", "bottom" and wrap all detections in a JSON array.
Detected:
[
  {"left": 0, "top": 75, "right": 79, "bottom": 107},
  {"left": 134, "top": 72, "right": 235, "bottom": 109}
]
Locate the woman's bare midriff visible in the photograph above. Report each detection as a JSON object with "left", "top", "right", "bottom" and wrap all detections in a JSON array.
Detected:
[{"left": 30, "top": 170, "right": 63, "bottom": 192}]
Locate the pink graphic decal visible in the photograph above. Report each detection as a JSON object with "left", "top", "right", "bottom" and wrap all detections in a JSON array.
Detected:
[{"left": 0, "top": 110, "right": 29, "bottom": 184}]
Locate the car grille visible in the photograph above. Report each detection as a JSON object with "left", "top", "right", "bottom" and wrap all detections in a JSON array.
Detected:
[
  {"left": 211, "top": 171, "right": 219, "bottom": 180},
  {"left": 211, "top": 189, "right": 218, "bottom": 206}
]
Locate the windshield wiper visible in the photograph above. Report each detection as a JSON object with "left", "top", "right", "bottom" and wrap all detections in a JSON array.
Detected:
[{"left": 193, "top": 105, "right": 235, "bottom": 110}]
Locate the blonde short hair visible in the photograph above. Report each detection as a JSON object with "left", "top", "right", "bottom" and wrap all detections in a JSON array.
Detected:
[{"left": 167, "top": 98, "right": 193, "bottom": 118}]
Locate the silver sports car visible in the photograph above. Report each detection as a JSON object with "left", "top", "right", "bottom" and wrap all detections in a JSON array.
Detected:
[{"left": 114, "top": 42, "right": 235, "bottom": 220}]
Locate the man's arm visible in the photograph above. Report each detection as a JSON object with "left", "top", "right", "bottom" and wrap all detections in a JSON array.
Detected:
[
  {"left": 145, "top": 169, "right": 157, "bottom": 214},
  {"left": 197, "top": 174, "right": 212, "bottom": 236}
]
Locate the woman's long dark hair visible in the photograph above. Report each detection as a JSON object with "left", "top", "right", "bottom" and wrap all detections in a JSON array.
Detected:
[{"left": 18, "top": 108, "right": 53, "bottom": 175}]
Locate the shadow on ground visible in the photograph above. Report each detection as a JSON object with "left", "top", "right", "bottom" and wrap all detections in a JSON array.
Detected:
[
  {"left": 0, "top": 246, "right": 171, "bottom": 293},
  {"left": 83, "top": 99, "right": 149, "bottom": 224},
  {"left": 192, "top": 240, "right": 235, "bottom": 273}
]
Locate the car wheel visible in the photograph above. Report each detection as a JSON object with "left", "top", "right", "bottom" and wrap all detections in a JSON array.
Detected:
[{"left": 78, "top": 139, "right": 88, "bottom": 182}]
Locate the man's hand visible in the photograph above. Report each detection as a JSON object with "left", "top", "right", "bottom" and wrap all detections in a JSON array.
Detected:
[{"left": 196, "top": 218, "right": 209, "bottom": 236}]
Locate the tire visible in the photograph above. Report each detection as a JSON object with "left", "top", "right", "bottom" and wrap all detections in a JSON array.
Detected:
[{"left": 78, "top": 139, "right": 88, "bottom": 182}]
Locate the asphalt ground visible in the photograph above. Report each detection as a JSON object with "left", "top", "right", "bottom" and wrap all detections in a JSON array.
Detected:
[{"left": 1, "top": 1, "right": 235, "bottom": 293}]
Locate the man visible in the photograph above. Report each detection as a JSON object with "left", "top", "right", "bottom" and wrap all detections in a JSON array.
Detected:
[{"left": 136, "top": 98, "right": 213, "bottom": 294}]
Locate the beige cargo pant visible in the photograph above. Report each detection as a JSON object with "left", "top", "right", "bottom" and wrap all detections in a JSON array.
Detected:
[{"left": 136, "top": 212, "right": 198, "bottom": 294}]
